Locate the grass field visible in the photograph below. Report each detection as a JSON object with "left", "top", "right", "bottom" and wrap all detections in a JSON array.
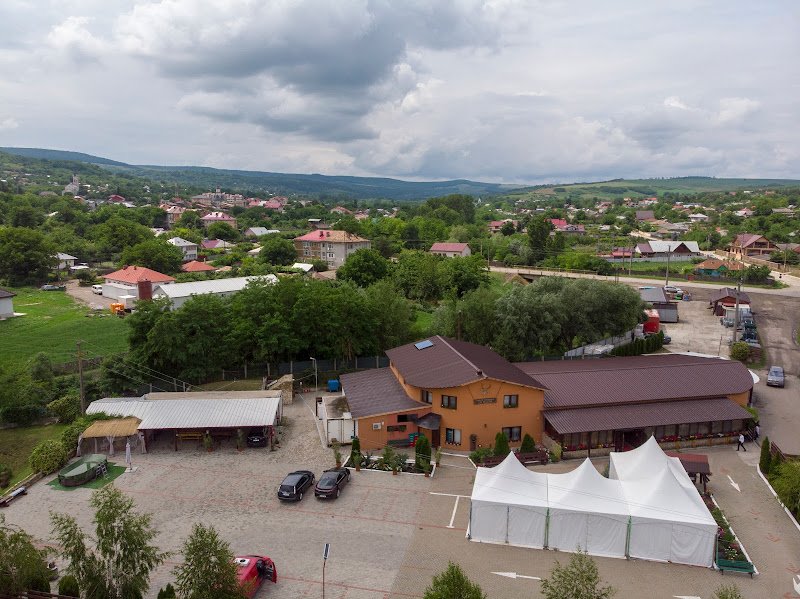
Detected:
[
  {"left": 0, "top": 423, "right": 67, "bottom": 489},
  {"left": 0, "top": 287, "right": 128, "bottom": 367}
]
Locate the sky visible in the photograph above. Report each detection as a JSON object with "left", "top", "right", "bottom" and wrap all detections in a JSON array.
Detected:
[{"left": 0, "top": 1, "right": 798, "bottom": 184}]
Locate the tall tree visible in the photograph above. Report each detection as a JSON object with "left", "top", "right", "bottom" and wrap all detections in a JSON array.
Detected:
[
  {"left": 173, "top": 524, "right": 243, "bottom": 599},
  {"left": 206, "top": 222, "right": 239, "bottom": 242},
  {"left": 0, "top": 227, "right": 55, "bottom": 284},
  {"left": 0, "top": 515, "right": 51, "bottom": 594},
  {"left": 423, "top": 562, "right": 485, "bottom": 599},
  {"left": 540, "top": 550, "right": 615, "bottom": 599},
  {"left": 364, "top": 279, "right": 414, "bottom": 351},
  {"left": 119, "top": 239, "right": 184, "bottom": 274},
  {"left": 336, "top": 249, "right": 390, "bottom": 287},
  {"left": 526, "top": 216, "right": 554, "bottom": 264},
  {"left": 51, "top": 486, "right": 168, "bottom": 599},
  {"left": 259, "top": 236, "right": 296, "bottom": 266}
]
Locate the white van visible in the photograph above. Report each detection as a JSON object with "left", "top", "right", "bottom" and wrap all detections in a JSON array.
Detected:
[{"left": 91, "top": 284, "right": 103, "bottom": 295}]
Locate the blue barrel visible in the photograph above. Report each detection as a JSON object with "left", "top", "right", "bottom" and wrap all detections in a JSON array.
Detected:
[{"left": 327, "top": 379, "right": 340, "bottom": 392}]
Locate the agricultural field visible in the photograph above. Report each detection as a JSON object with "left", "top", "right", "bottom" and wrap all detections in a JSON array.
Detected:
[{"left": 0, "top": 287, "right": 127, "bottom": 368}]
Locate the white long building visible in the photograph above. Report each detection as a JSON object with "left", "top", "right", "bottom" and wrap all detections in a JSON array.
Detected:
[{"left": 152, "top": 275, "right": 277, "bottom": 309}]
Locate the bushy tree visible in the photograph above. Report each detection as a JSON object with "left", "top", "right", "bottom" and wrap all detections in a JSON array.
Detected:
[
  {"left": 423, "top": 562, "right": 485, "bottom": 599},
  {"left": 29, "top": 439, "right": 68, "bottom": 474},
  {"left": 729, "top": 341, "right": 750, "bottom": 362},
  {"left": 206, "top": 221, "right": 240, "bottom": 242},
  {"left": 51, "top": 486, "right": 168, "bottom": 599},
  {"left": 520, "top": 433, "right": 536, "bottom": 453},
  {"left": 157, "top": 583, "right": 177, "bottom": 598},
  {"left": 713, "top": 583, "right": 743, "bottom": 599},
  {"left": 540, "top": 549, "right": 616, "bottom": 599},
  {"left": 337, "top": 249, "right": 390, "bottom": 287},
  {"left": 0, "top": 515, "right": 51, "bottom": 594},
  {"left": 526, "top": 216, "right": 554, "bottom": 264},
  {"left": 759, "top": 435, "right": 772, "bottom": 476},
  {"left": 494, "top": 432, "right": 510, "bottom": 457},
  {"left": 772, "top": 460, "right": 800, "bottom": 516},
  {"left": 119, "top": 239, "right": 184, "bottom": 274},
  {"left": 259, "top": 235, "right": 296, "bottom": 266},
  {"left": 415, "top": 434, "right": 432, "bottom": 469},
  {"left": 47, "top": 390, "right": 81, "bottom": 424},
  {"left": 0, "top": 227, "right": 55, "bottom": 284},
  {"left": 58, "top": 574, "right": 80, "bottom": 597},
  {"left": 173, "top": 524, "right": 244, "bottom": 599}
]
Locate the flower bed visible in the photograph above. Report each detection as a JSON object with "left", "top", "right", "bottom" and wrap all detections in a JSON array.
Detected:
[
  {"left": 348, "top": 445, "right": 433, "bottom": 476},
  {"left": 702, "top": 493, "right": 749, "bottom": 563}
]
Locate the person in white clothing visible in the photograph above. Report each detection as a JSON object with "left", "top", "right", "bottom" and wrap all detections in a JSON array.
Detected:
[{"left": 736, "top": 432, "right": 747, "bottom": 451}]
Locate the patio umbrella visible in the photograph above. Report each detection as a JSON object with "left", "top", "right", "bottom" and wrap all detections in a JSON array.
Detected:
[{"left": 125, "top": 440, "right": 132, "bottom": 471}]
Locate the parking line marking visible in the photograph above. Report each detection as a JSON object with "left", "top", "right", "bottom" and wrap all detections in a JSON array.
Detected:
[
  {"left": 429, "top": 492, "right": 470, "bottom": 498},
  {"left": 447, "top": 496, "right": 460, "bottom": 528}
]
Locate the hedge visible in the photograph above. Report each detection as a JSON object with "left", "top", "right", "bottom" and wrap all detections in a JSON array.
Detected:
[{"left": 29, "top": 439, "right": 69, "bottom": 474}]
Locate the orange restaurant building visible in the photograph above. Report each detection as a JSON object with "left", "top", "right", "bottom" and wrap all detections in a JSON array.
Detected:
[{"left": 339, "top": 336, "right": 754, "bottom": 454}]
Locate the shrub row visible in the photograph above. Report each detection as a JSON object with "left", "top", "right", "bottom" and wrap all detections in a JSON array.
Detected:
[{"left": 611, "top": 331, "right": 663, "bottom": 356}]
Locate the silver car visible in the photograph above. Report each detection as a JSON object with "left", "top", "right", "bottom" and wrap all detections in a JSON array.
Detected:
[{"left": 766, "top": 366, "right": 785, "bottom": 388}]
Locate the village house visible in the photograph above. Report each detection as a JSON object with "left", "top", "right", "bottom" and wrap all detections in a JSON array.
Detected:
[
  {"left": 709, "top": 287, "right": 751, "bottom": 318},
  {"left": 339, "top": 337, "right": 753, "bottom": 454},
  {"left": 101, "top": 266, "right": 175, "bottom": 301},
  {"left": 0, "top": 288, "right": 16, "bottom": 319},
  {"left": 244, "top": 227, "right": 280, "bottom": 238},
  {"left": 191, "top": 189, "right": 245, "bottom": 207},
  {"left": 635, "top": 210, "right": 656, "bottom": 222},
  {"left": 429, "top": 242, "right": 471, "bottom": 258},
  {"left": 548, "top": 218, "right": 586, "bottom": 235},
  {"left": 729, "top": 233, "right": 778, "bottom": 259},
  {"left": 201, "top": 239, "right": 235, "bottom": 252},
  {"left": 55, "top": 252, "right": 77, "bottom": 270},
  {"left": 293, "top": 230, "right": 371, "bottom": 268},
  {"left": 166, "top": 237, "right": 198, "bottom": 261},
  {"left": 200, "top": 212, "right": 237, "bottom": 229},
  {"left": 180, "top": 260, "right": 215, "bottom": 273},
  {"left": 634, "top": 240, "right": 700, "bottom": 260},
  {"left": 693, "top": 258, "right": 744, "bottom": 278},
  {"left": 488, "top": 219, "right": 518, "bottom": 234},
  {"left": 160, "top": 205, "right": 187, "bottom": 227}
]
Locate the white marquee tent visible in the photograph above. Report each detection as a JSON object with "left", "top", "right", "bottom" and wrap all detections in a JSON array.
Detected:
[{"left": 469, "top": 437, "right": 717, "bottom": 567}]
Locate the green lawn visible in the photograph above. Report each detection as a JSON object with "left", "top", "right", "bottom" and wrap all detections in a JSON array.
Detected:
[
  {"left": 0, "top": 287, "right": 128, "bottom": 367},
  {"left": 412, "top": 310, "right": 434, "bottom": 338},
  {"left": 47, "top": 463, "right": 127, "bottom": 491},
  {"left": 0, "top": 423, "right": 67, "bottom": 488}
]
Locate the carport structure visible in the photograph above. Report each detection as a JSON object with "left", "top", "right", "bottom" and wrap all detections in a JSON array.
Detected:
[{"left": 87, "top": 391, "right": 282, "bottom": 452}]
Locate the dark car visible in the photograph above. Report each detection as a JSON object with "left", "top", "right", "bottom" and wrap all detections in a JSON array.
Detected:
[
  {"left": 246, "top": 430, "right": 267, "bottom": 447},
  {"left": 314, "top": 467, "right": 350, "bottom": 499},
  {"left": 40, "top": 284, "right": 66, "bottom": 291},
  {"left": 766, "top": 366, "right": 785, "bottom": 388},
  {"left": 277, "top": 470, "right": 314, "bottom": 502}
]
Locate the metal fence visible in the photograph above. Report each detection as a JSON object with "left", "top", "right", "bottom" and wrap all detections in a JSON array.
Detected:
[
  {"left": 220, "top": 355, "right": 391, "bottom": 383},
  {"left": 564, "top": 328, "right": 637, "bottom": 358}
]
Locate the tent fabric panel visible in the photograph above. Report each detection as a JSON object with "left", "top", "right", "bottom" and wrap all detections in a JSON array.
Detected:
[
  {"left": 507, "top": 506, "right": 547, "bottom": 548},
  {"left": 669, "top": 522, "right": 716, "bottom": 568},
  {"left": 547, "top": 512, "right": 588, "bottom": 553},
  {"left": 586, "top": 514, "right": 629, "bottom": 558},
  {"left": 628, "top": 520, "right": 673, "bottom": 563},
  {"left": 469, "top": 502, "right": 508, "bottom": 544}
]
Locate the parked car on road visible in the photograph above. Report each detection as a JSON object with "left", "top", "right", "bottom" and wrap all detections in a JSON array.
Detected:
[
  {"left": 315, "top": 467, "right": 350, "bottom": 499},
  {"left": 277, "top": 470, "right": 315, "bottom": 501},
  {"left": 767, "top": 366, "right": 785, "bottom": 388},
  {"left": 663, "top": 285, "right": 683, "bottom": 295},
  {"left": 234, "top": 555, "right": 277, "bottom": 598}
]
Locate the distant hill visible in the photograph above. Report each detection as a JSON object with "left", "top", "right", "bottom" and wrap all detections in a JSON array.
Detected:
[{"left": 0, "top": 147, "right": 129, "bottom": 167}]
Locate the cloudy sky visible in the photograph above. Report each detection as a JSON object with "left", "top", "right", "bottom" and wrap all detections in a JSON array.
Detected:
[{"left": 1, "top": 1, "right": 798, "bottom": 183}]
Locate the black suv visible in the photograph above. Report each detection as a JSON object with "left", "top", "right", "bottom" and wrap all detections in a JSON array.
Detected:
[
  {"left": 246, "top": 430, "right": 268, "bottom": 447},
  {"left": 277, "top": 471, "right": 315, "bottom": 502}
]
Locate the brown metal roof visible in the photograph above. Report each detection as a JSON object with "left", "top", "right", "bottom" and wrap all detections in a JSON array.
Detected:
[
  {"left": 665, "top": 452, "right": 711, "bottom": 475},
  {"left": 386, "top": 336, "right": 545, "bottom": 389},
  {"left": 709, "top": 287, "right": 751, "bottom": 304},
  {"left": 340, "top": 368, "right": 425, "bottom": 419},
  {"left": 515, "top": 354, "right": 753, "bottom": 409},
  {"left": 544, "top": 397, "right": 752, "bottom": 434}
]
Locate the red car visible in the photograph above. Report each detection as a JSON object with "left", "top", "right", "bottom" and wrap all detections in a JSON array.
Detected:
[{"left": 235, "top": 555, "right": 277, "bottom": 598}]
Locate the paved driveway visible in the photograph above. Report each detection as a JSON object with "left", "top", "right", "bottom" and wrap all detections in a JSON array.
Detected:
[{"left": 65, "top": 279, "right": 113, "bottom": 309}]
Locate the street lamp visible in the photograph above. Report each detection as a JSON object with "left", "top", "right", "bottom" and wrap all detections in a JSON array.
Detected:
[{"left": 310, "top": 357, "right": 318, "bottom": 392}]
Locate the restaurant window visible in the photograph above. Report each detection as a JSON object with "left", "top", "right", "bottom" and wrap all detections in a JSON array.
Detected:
[
  {"left": 441, "top": 395, "right": 457, "bottom": 409},
  {"left": 688, "top": 423, "right": 699, "bottom": 436},
  {"left": 678, "top": 423, "right": 690, "bottom": 437},
  {"left": 386, "top": 425, "right": 407, "bottom": 432},
  {"left": 664, "top": 424, "right": 677, "bottom": 437},
  {"left": 711, "top": 421, "right": 723, "bottom": 434},
  {"left": 502, "top": 427, "right": 521, "bottom": 442},
  {"left": 421, "top": 390, "right": 432, "bottom": 404},
  {"left": 722, "top": 420, "right": 733, "bottom": 433},
  {"left": 445, "top": 428, "right": 462, "bottom": 445},
  {"left": 503, "top": 394, "right": 519, "bottom": 408},
  {"left": 397, "top": 414, "right": 415, "bottom": 423},
  {"left": 697, "top": 422, "right": 710, "bottom": 436}
]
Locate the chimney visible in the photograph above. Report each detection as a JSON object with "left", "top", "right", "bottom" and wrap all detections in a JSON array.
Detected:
[
  {"left": 319, "top": 231, "right": 324, "bottom": 238},
  {"left": 326, "top": 231, "right": 330, "bottom": 237},
  {"left": 137, "top": 280, "right": 153, "bottom": 301}
]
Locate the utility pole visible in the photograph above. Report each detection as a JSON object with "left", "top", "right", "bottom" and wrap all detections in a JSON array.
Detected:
[
  {"left": 76, "top": 341, "right": 86, "bottom": 415},
  {"left": 664, "top": 249, "right": 672, "bottom": 287},
  {"left": 732, "top": 278, "right": 742, "bottom": 344}
]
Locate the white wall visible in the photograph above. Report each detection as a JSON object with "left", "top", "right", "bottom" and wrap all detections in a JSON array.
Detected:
[
  {"left": 0, "top": 297, "right": 14, "bottom": 317},
  {"left": 103, "top": 283, "right": 137, "bottom": 300}
]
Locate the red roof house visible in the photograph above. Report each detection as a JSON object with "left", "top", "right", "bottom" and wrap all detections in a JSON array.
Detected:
[
  {"left": 429, "top": 242, "right": 471, "bottom": 257},
  {"left": 103, "top": 266, "right": 175, "bottom": 286},
  {"left": 181, "top": 260, "right": 216, "bottom": 273}
]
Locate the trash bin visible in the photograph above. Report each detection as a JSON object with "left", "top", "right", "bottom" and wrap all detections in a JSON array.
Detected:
[{"left": 327, "top": 379, "right": 340, "bottom": 393}]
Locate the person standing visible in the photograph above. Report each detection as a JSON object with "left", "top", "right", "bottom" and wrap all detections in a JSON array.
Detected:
[
  {"left": 754, "top": 423, "right": 760, "bottom": 441},
  {"left": 736, "top": 432, "right": 747, "bottom": 451}
]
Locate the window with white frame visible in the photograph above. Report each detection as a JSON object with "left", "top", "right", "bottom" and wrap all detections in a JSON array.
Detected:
[
  {"left": 445, "top": 428, "right": 462, "bottom": 445},
  {"left": 441, "top": 395, "right": 457, "bottom": 409},
  {"left": 503, "top": 394, "right": 519, "bottom": 408}
]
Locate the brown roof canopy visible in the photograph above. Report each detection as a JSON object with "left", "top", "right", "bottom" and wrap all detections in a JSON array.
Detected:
[
  {"left": 516, "top": 354, "right": 753, "bottom": 409},
  {"left": 387, "top": 336, "right": 545, "bottom": 389},
  {"left": 544, "top": 397, "right": 752, "bottom": 434},
  {"left": 340, "top": 368, "right": 424, "bottom": 419}
]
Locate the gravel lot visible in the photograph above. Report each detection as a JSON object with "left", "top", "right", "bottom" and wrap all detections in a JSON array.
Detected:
[{"left": 65, "top": 279, "right": 113, "bottom": 309}]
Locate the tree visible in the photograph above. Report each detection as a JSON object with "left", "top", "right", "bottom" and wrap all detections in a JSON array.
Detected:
[
  {"left": 743, "top": 264, "right": 770, "bottom": 283},
  {"left": 173, "top": 523, "right": 243, "bottom": 599},
  {"left": 423, "top": 562, "right": 485, "bottom": 599},
  {"left": 120, "top": 239, "right": 184, "bottom": 274},
  {"left": 494, "top": 431, "right": 510, "bottom": 456},
  {"left": 363, "top": 279, "right": 414, "bottom": 351},
  {"left": 0, "top": 227, "right": 55, "bottom": 284},
  {"left": 540, "top": 549, "right": 615, "bottom": 599},
  {"left": 520, "top": 433, "right": 536, "bottom": 453},
  {"left": 527, "top": 216, "right": 554, "bottom": 264},
  {"left": 759, "top": 435, "right": 771, "bottom": 476},
  {"left": 175, "top": 211, "right": 202, "bottom": 230},
  {"left": 500, "top": 220, "right": 515, "bottom": 236},
  {"left": 51, "top": 485, "right": 168, "bottom": 599},
  {"left": 713, "top": 583, "right": 743, "bottom": 599},
  {"left": 439, "top": 255, "right": 489, "bottom": 298},
  {"left": 415, "top": 434, "right": 432, "bottom": 469},
  {"left": 0, "top": 514, "right": 51, "bottom": 594},
  {"left": 259, "top": 235, "right": 296, "bottom": 266},
  {"left": 729, "top": 341, "right": 750, "bottom": 362},
  {"left": 772, "top": 460, "right": 800, "bottom": 516},
  {"left": 336, "top": 248, "right": 390, "bottom": 287},
  {"left": 393, "top": 250, "right": 444, "bottom": 302},
  {"left": 206, "top": 221, "right": 239, "bottom": 242}
]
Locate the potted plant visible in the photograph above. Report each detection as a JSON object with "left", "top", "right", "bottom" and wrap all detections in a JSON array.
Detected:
[
  {"left": 434, "top": 447, "right": 442, "bottom": 467},
  {"left": 203, "top": 432, "right": 213, "bottom": 452},
  {"left": 396, "top": 453, "right": 409, "bottom": 475},
  {"left": 350, "top": 437, "right": 361, "bottom": 471},
  {"left": 236, "top": 429, "right": 245, "bottom": 452}
]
